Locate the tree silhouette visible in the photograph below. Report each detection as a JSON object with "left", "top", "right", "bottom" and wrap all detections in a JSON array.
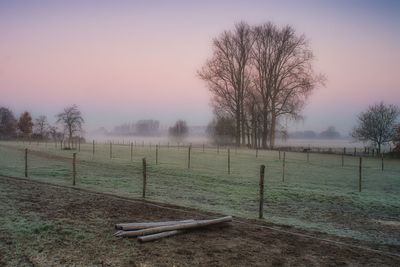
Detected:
[
  {"left": 17, "top": 111, "right": 33, "bottom": 138},
  {"left": 169, "top": 120, "right": 188, "bottom": 143},
  {"left": 352, "top": 102, "right": 399, "bottom": 153},
  {"left": 56, "top": 105, "right": 84, "bottom": 148}
]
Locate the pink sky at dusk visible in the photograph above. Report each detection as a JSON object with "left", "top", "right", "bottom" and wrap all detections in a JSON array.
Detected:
[{"left": 1, "top": 0, "right": 399, "bottom": 134}]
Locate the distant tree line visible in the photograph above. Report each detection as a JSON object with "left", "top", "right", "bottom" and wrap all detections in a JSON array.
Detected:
[
  {"left": 0, "top": 105, "right": 84, "bottom": 149},
  {"left": 111, "top": 120, "right": 192, "bottom": 143},
  {"left": 289, "top": 126, "right": 342, "bottom": 139},
  {"left": 199, "top": 21, "right": 325, "bottom": 148},
  {"left": 111, "top": 120, "right": 160, "bottom": 136}
]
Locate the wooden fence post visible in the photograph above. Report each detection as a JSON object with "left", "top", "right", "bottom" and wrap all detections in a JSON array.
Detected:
[
  {"left": 188, "top": 145, "right": 191, "bottom": 169},
  {"left": 73, "top": 153, "right": 77, "bottom": 186},
  {"left": 256, "top": 147, "right": 258, "bottom": 158},
  {"left": 354, "top": 147, "right": 356, "bottom": 156},
  {"left": 227, "top": 148, "right": 231, "bottom": 174},
  {"left": 78, "top": 138, "right": 81, "bottom": 152},
  {"left": 156, "top": 145, "right": 159, "bottom": 164},
  {"left": 278, "top": 149, "right": 281, "bottom": 160},
  {"left": 217, "top": 145, "right": 219, "bottom": 154},
  {"left": 24, "top": 148, "right": 28, "bottom": 178},
  {"left": 282, "top": 152, "right": 286, "bottom": 182},
  {"left": 381, "top": 153, "right": 384, "bottom": 171},
  {"left": 110, "top": 142, "right": 112, "bottom": 159},
  {"left": 359, "top": 157, "right": 362, "bottom": 192},
  {"left": 92, "top": 140, "right": 95, "bottom": 157},
  {"left": 142, "top": 158, "right": 147, "bottom": 198},
  {"left": 259, "top": 165, "right": 265, "bottom": 219},
  {"left": 307, "top": 151, "right": 309, "bottom": 163}
]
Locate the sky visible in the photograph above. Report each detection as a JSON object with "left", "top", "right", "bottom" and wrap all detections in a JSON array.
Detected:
[{"left": 0, "top": 0, "right": 399, "bottom": 134}]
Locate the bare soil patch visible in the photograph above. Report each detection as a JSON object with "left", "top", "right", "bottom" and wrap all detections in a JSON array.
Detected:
[{"left": 0, "top": 175, "right": 399, "bottom": 266}]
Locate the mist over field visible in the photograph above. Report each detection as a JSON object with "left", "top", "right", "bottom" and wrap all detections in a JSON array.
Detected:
[
  {"left": 1, "top": 1, "right": 400, "bottom": 266},
  {"left": 1, "top": 0, "right": 399, "bottom": 139}
]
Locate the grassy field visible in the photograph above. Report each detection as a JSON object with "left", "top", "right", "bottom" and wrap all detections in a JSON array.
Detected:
[
  {"left": 3, "top": 177, "right": 399, "bottom": 266},
  {"left": 0, "top": 140, "right": 399, "bottom": 246}
]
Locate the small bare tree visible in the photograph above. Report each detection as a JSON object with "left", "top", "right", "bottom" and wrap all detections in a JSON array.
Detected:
[
  {"left": 352, "top": 102, "right": 399, "bottom": 153},
  {"left": 17, "top": 111, "right": 33, "bottom": 139},
  {"left": 0, "top": 107, "right": 17, "bottom": 138},
  {"left": 169, "top": 120, "right": 188, "bottom": 143},
  {"left": 48, "top": 125, "right": 63, "bottom": 142},
  {"left": 34, "top": 115, "right": 48, "bottom": 139},
  {"left": 56, "top": 105, "right": 84, "bottom": 148}
]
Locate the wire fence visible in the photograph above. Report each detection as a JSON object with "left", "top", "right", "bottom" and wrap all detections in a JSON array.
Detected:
[{"left": 0, "top": 140, "right": 399, "bottom": 245}]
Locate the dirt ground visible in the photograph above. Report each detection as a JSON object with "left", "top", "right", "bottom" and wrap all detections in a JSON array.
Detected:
[{"left": 0, "top": 176, "right": 399, "bottom": 266}]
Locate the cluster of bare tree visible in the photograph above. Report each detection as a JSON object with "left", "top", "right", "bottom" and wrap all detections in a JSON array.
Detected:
[
  {"left": 110, "top": 120, "right": 161, "bottom": 136},
  {"left": 0, "top": 105, "right": 84, "bottom": 149},
  {"left": 289, "top": 126, "right": 342, "bottom": 139},
  {"left": 199, "top": 21, "right": 324, "bottom": 148}
]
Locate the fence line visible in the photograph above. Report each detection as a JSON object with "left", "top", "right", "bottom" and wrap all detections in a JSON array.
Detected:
[{"left": 0, "top": 141, "right": 399, "bottom": 223}]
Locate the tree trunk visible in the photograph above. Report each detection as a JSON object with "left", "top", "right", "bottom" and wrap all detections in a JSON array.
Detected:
[
  {"left": 138, "top": 230, "right": 183, "bottom": 243},
  {"left": 235, "top": 107, "right": 241, "bottom": 146},
  {"left": 261, "top": 109, "right": 268, "bottom": 149},
  {"left": 241, "top": 106, "right": 246, "bottom": 145},
  {"left": 116, "top": 216, "right": 232, "bottom": 238},
  {"left": 269, "top": 112, "right": 276, "bottom": 149},
  {"left": 69, "top": 128, "right": 73, "bottom": 149},
  {"left": 251, "top": 110, "right": 256, "bottom": 148},
  {"left": 246, "top": 123, "right": 250, "bottom": 146},
  {"left": 116, "top": 219, "right": 195, "bottom": 231}
]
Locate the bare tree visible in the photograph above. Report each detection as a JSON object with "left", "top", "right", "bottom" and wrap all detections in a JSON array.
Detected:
[
  {"left": 169, "top": 120, "right": 188, "bottom": 143},
  {"left": 198, "top": 22, "right": 253, "bottom": 146},
  {"left": 0, "top": 107, "right": 17, "bottom": 138},
  {"left": 251, "top": 23, "right": 324, "bottom": 148},
  {"left": 56, "top": 105, "right": 84, "bottom": 148},
  {"left": 206, "top": 116, "right": 236, "bottom": 145},
  {"left": 352, "top": 102, "right": 399, "bottom": 153},
  {"left": 17, "top": 111, "right": 33, "bottom": 139},
  {"left": 48, "top": 125, "right": 63, "bottom": 141},
  {"left": 34, "top": 115, "right": 48, "bottom": 139}
]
